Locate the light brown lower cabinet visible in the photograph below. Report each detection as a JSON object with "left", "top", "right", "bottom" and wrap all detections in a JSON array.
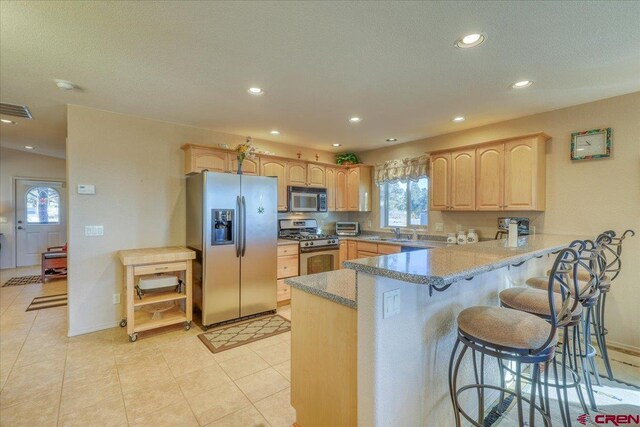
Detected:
[
  {"left": 277, "top": 279, "right": 291, "bottom": 303},
  {"left": 291, "top": 287, "right": 357, "bottom": 427},
  {"left": 276, "top": 245, "right": 299, "bottom": 305},
  {"left": 339, "top": 241, "right": 348, "bottom": 269},
  {"left": 347, "top": 241, "right": 357, "bottom": 261}
]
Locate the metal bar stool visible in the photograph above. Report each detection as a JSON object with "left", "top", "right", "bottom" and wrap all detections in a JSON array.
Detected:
[
  {"left": 499, "top": 240, "right": 599, "bottom": 426},
  {"left": 525, "top": 236, "right": 611, "bottom": 412},
  {"left": 448, "top": 247, "right": 580, "bottom": 427},
  {"left": 592, "top": 229, "right": 635, "bottom": 380}
]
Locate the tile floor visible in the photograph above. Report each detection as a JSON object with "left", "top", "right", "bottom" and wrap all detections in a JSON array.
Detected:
[{"left": 0, "top": 267, "right": 295, "bottom": 427}]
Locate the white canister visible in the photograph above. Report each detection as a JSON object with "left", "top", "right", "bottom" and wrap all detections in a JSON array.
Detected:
[
  {"left": 457, "top": 231, "right": 467, "bottom": 245},
  {"left": 447, "top": 233, "right": 457, "bottom": 244},
  {"left": 467, "top": 229, "right": 478, "bottom": 244}
]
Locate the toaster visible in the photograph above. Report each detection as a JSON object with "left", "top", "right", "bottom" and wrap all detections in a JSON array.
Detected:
[{"left": 336, "top": 221, "right": 360, "bottom": 236}]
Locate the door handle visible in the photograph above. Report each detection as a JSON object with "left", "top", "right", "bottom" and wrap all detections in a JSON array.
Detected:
[
  {"left": 235, "top": 196, "right": 241, "bottom": 258},
  {"left": 241, "top": 196, "right": 247, "bottom": 257},
  {"left": 17, "top": 226, "right": 24, "bottom": 230}
]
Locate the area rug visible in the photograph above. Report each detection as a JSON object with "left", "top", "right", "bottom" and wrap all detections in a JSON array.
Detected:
[
  {"left": 26, "top": 293, "right": 68, "bottom": 311},
  {"left": 198, "top": 314, "right": 291, "bottom": 354},
  {"left": 2, "top": 275, "right": 43, "bottom": 287}
]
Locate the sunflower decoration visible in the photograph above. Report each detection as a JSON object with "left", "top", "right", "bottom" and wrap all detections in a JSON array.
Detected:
[{"left": 235, "top": 136, "right": 256, "bottom": 173}]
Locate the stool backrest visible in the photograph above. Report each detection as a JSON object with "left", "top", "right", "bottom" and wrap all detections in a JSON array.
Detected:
[
  {"left": 602, "top": 230, "right": 635, "bottom": 282},
  {"left": 535, "top": 246, "right": 579, "bottom": 354}
]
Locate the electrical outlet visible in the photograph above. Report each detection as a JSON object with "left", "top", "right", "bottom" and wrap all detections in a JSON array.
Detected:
[
  {"left": 113, "top": 293, "right": 120, "bottom": 304},
  {"left": 456, "top": 224, "right": 463, "bottom": 232},
  {"left": 367, "top": 220, "right": 372, "bottom": 228},
  {"left": 85, "top": 225, "right": 104, "bottom": 236},
  {"left": 435, "top": 222, "right": 444, "bottom": 232},
  {"left": 383, "top": 289, "right": 401, "bottom": 318}
]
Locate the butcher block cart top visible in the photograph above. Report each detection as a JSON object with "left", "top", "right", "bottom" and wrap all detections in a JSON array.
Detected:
[{"left": 118, "top": 246, "right": 195, "bottom": 342}]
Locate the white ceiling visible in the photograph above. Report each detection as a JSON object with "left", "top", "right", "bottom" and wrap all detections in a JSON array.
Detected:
[{"left": 1, "top": 1, "right": 639, "bottom": 158}]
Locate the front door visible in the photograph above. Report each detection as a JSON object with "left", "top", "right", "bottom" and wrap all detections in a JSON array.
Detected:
[{"left": 15, "top": 179, "right": 66, "bottom": 267}]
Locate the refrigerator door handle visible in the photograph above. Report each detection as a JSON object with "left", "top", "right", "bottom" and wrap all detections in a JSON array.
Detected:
[
  {"left": 241, "top": 196, "right": 247, "bottom": 256},
  {"left": 236, "top": 196, "right": 242, "bottom": 257}
]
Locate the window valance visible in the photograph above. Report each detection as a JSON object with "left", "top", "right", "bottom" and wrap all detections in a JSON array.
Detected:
[{"left": 374, "top": 155, "right": 429, "bottom": 185}]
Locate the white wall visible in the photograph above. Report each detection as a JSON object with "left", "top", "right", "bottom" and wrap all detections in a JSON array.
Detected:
[
  {"left": 0, "top": 147, "right": 66, "bottom": 269},
  {"left": 66, "top": 105, "right": 337, "bottom": 336},
  {"left": 358, "top": 92, "right": 640, "bottom": 351}
]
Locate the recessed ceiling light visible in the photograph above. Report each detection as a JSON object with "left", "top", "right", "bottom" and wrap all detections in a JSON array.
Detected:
[
  {"left": 332, "top": 143, "right": 342, "bottom": 147},
  {"left": 349, "top": 117, "right": 361, "bottom": 123},
  {"left": 386, "top": 138, "right": 397, "bottom": 142},
  {"left": 270, "top": 130, "right": 280, "bottom": 135},
  {"left": 54, "top": 79, "right": 76, "bottom": 90},
  {"left": 452, "top": 116, "right": 465, "bottom": 122},
  {"left": 0, "top": 119, "right": 16, "bottom": 124},
  {"left": 511, "top": 80, "right": 533, "bottom": 89},
  {"left": 24, "top": 145, "right": 35, "bottom": 150},
  {"left": 455, "top": 33, "right": 486, "bottom": 48},
  {"left": 248, "top": 87, "right": 264, "bottom": 95}
]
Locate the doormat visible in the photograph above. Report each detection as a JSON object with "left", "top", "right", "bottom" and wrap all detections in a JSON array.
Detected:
[
  {"left": 198, "top": 314, "right": 291, "bottom": 354},
  {"left": 2, "top": 275, "right": 43, "bottom": 287},
  {"left": 26, "top": 293, "right": 67, "bottom": 311}
]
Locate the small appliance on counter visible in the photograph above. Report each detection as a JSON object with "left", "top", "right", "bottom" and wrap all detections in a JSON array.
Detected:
[
  {"left": 336, "top": 221, "right": 360, "bottom": 236},
  {"left": 495, "top": 217, "right": 530, "bottom": 240}
]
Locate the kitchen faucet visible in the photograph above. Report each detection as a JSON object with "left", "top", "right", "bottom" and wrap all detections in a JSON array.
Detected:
[{"left": 393, "top": 227, "right": 401, "bottom": 239}]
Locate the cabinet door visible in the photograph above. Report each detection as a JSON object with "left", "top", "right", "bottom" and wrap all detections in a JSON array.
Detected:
[
  {"left": 287, "top": 161, "right": 308, "bottom": 187},
  {"left": 260, "top": 159, "right": 288, "bottom": 211},
  {"left": 307, "top": 164, "right": 326, "bottom": 188},
  {"left": 450, "top": 149, "right": 475, "bottom": 210},
  {"left": 277, "top": 279, "right": 291, "bottom": 303},
  {"left": 189, "top": 148, "right": 230, "bottom": 173},
  {"left": 504, "top": 138, "right": 537, "bottom": 210},
  {"left": 335, "top": 169, "right": 348, "bottom": 211},
  {"left": 230, "top": 157, "right": 259, "bottom": 175},
  {"left": 476, "top": 144, "right": 504, "bottom": 210},
  {"left": 347, "top": 241, "right": 357, "bottom": 260},
  {"left": 338, "top": 241, "right": 348, "bottom": 269},
  {"left": 429, "top": 153, "right": 451, "bottom": 211},
  {"left": 325, "top": 168, "right": 336, "bottom": 211},
  {"left": 347, "top": 168, "right": 360, "bottom": 211}
]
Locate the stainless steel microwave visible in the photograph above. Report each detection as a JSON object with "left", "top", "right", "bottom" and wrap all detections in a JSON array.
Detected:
[{"left": 288, "top": 186, "right": 327, "bottom": 212}]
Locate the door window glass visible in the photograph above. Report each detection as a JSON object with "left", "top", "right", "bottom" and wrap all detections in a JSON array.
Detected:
[{"left": 26, "top": 186, "right": 60, "bottom": 224}]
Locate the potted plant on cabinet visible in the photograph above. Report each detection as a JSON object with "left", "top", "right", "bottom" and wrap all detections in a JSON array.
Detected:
[{"left": 335, "top": 152, "right": 360, "bottom": 166}]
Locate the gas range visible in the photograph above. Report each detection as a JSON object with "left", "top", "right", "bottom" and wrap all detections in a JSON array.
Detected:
[{"left": 278, "top": 219, "right": 339, "bottom": 251}]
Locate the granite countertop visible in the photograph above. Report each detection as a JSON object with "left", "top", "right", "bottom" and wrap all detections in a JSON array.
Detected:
[
  {"left": 343, "top": 234, "right": 588, "bottom": 287},
  {"left": 285, "top": 269, "right": 357, "bottom": 309},
  {"left": 277, "top": 239, "right": 299, "bottom": 246},
  {"left": 341, "top": 235, "right": 450, "bottom": 249}
]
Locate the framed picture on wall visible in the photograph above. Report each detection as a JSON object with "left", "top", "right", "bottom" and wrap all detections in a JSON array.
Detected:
[{"left": 571, "top": 127, "right": 612, "bottom": 160}]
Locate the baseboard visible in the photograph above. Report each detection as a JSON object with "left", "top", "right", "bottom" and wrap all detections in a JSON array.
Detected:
[
  {"left": 67, "top": 320, "right": 118, "bottom": 337},
  {"left": 607, "top": 340, "right": 640, "bottom": 357}
]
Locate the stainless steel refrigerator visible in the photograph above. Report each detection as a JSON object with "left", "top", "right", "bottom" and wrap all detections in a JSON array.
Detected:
[{"left": 186, "top": 172, "right": 278, "bottom": 326}]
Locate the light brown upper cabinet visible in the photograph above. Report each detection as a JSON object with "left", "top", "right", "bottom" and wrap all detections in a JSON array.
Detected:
[
  {"left": 184, "top": 146, "right": 230, "bottom": 174},
  {"left": 476, "top": 144, "right": 504, "bottom": 210},
  {"left": 260, "top": 158, "right": 288, "bottom": 212},
  {"left": 503, "top": 137, "right": 546, "bottom": 210},
  {"left": 347, "top": 166, "right": 371, "bottom": 212},
  {"left": 230, "top": 157, "right": 259, "bottom": 176},
  {"left": 325, "top": 167, "right": 336, "bottom": 211},
  {"left": 429, "top": 132, "right": 549, "bottom": 212},
  {"left": 429, "top": 153, "right": 451, "bottom": 211},
  {"left": 307, "top": 164, "right": 326, "bottom": 188},
  {"left": 287, "top": 161, "right": 308, "bottom": 187},
  {"left": 335, "top": 169, "right": 348, "bottom": 211},
  {"left": 450, "top": 149, "right": 476, "bottom": 210}
]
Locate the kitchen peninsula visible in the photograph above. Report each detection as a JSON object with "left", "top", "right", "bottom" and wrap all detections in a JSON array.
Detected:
[{"left": 286, "top": 234, "right": 587, "bottom": 427}]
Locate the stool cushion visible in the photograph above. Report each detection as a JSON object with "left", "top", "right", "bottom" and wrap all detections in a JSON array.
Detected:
[
  {"left": 43, "top": 252, "right": 67, "bottom": 259},
  {"left": 526, "top": 276, "right": 591, "bottom": 295},
  {"left": 544, "top": 269, "right": 611, "bottom": 285},
  {"left": 499, "top": 287, "right": 582, "bottom": 318},
  {"left": 457, "top": 306, "right": 556, "bottom": 351}
]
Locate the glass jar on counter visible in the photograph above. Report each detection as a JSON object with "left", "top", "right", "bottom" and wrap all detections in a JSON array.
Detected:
[
  {"left": 467, "top": 229, "right": 478, "bottom": 244},
  {"left": 457, "top": 231, "right": 467, "bottom": 245},
  {"left": 447, "top": 233, "right": 457, "bottom": 244}
]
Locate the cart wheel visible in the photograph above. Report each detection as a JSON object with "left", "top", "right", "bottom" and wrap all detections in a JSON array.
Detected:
[
  {"left": 119, "top": 319, "right": 127, "bottom": 327},
  {"left": 184, "top": 322, "right": 191, "bottom": 331},
  {"left": 129, "top": 333, "right": 138, "bottom": 342}
]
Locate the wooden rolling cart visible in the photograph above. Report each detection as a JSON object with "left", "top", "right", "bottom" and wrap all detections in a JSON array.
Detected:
[{"left": 118, "top": 246, "right": 195, "bottom": 342}]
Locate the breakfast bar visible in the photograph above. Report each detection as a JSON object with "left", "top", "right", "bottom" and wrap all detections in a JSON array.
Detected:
[{"left": 287, "top": 234, "right": 587, "bottom": 427}]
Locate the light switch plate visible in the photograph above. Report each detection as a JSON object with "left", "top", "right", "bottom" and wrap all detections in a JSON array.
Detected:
[
  {"left": 113, "top": 293, "right": 120, "bottom": 304},
  {"left": 456, "top": 224, "right": 463, "bottom": 232},
  {"left": 77, "top": 184, "right": 96, "bottom": 195},
  {"left": 85, "top": 225, "right": 104, "bottom": 236},
  {"left": 434, "top": 222, "right": 444, "bottom": 232},
  {"left": 383, "top": 289, "right": 401, "bottom": 318}
]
